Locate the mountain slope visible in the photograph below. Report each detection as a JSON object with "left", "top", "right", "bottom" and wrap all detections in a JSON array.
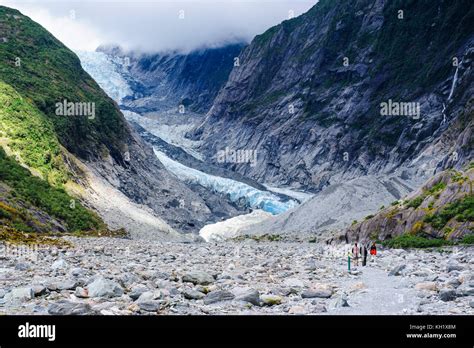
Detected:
[
  {"left": 0, "top": 147, "right": 104, "bottom": 234},
  {"left": 343, "top": 165, "right": 474, "bottom": 244},
  {"left": 0, "top": 6, "right": 216, "bottom": 237},
  {"left": 192, "top": 0, "right": 474, "bottom": 191}
]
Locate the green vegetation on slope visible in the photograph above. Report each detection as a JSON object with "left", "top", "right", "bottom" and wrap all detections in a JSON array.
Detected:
[
  {"left": 375, "top": 0, "right": 474, "bottom": 90},
  {"left": 424, "top": 195, "right": 474, "bottom": 230},
  {"left": 0, "top": 145, "right": 103, "bottom": 232},
  {"left": 382, "top": 234, "right": 449, "bottom": 248},
  {"left": 0, "top": 6, "right": 129, "bottom": 162},
  {"left": 0, "top": 80, "right": 67, "bottom": 185}
]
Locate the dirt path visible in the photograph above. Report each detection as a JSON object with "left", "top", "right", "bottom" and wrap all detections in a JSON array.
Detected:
[{"left": 330, "top": 266, "right": 419, "bottom": 315}]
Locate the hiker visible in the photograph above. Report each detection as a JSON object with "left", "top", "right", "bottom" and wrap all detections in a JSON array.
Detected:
[
  {"left": 362, "top": 243, "right": 368, "bottom": 266},
  {"left": 370, "top": 242, "right": 377, "bottom": 262},
  {"left": 352, "top": 242, "right": 360, "bottom": 266}
]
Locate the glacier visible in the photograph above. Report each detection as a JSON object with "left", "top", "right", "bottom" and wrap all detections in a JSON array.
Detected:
[
  {"left": 77, "top": 49, "right": 299, "bottom": 216},
  {"left": 154, "top": 149, "right": 297, "bottom": 215},
  {"left": 76, "top": 50, "right": 132, "bottom": 104}
]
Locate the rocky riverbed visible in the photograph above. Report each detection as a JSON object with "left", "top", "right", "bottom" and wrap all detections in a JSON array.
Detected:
[{"left": 0, "top": 237, "right": 473, "bottom": 315}]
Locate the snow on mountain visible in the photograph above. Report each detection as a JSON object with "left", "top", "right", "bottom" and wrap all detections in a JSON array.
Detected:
[
  {"left": 76, "top": 50, "right": 132, "bottom": 104},
  {"left": 153, "top": 149, "right": 297, "bottom": 215}
]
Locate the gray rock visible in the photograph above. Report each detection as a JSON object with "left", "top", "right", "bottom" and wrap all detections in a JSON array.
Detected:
[
  {"left": 333, "top": 294, "right": 350, "bottom": 308},
  {"left": 455, "top": 285, "right": 474, "bottom": 297},
  {"left": 0, "top": 289, "right": 5, "bottom": 298},
  {"left": 389, "top": 264, "right": 406, "bottom": 276},
  {"left": 57, "top": 280, "right": 79, "bottom": 291},
  {"left": 51, "top": 259, "right": 68, "bottom": 271},
  {"left": 446, "top": 278, "right": 461, "bottom": 288},
  {"left": 129, "top": 286, "right": 148, "bottom": 301},
  {"left": 233, "top": 287, "right": 261, "bottom": 306},
  {"left": 438, "top": 289, "right": 456, "bottom": 302},
  {"left": 70, "top": 267, "right": 85, "bottom": 277},
  {"left": 48, "top": 300, "right": 92, "bottom": 315},
  {"left": 74, "top": 287, "right": 89, "bottom": 298},
  {"left": 301, "top": 289, "right": 332, "bottom": 299},
  {"left": 447, "top": 263, "right": 464, "bottom": 273},
  {"left": 182, "top": 271, "right": 215, "bottom": 285},
  {"left": 15, "top": 262, "right": 31, "bottom": 271},
  {"left": 424, "top": 275, "right": 438, "bottom": 282},
  {"left": 87, "top": 276, "right": 124, "bottom": 298},
  {"left": 469, "top": 300, "right": 474, "bottom": 308},
  {"left": 138, "top": 301, "right": 161, "bottom": 312},
  {"left": 203, "top": 290, "right": 235, "bottom": 305},
  {"left": 183, "top": 289, "right": 205, "bottom": 300},
  {"left": 4, "top": 287, "right": 34, "bottom": 304},
  {"left": 311, "top": 303, "right": 328, "bottom": 313},
  {"left": 136, "top": 291, "right": 161, "bottom": 303},
  {"left": 117, "top": 272, "right": 140, "bottom": 289}
]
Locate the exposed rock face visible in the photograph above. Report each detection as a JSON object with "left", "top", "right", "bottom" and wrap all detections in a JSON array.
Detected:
[
  {"left": 344, "top": 168, "right": 474, "bottom": 243},
  {"left": 192, "top": 0, "right": 474, "bottom": 191},
  {"left": 98, "top": 43, "right": 245, "bottom": 114}
]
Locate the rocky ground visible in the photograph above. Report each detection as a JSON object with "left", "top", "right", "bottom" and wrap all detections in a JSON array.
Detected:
[{"left": 0, "top": 237, "right": 473, "bottom": 315}]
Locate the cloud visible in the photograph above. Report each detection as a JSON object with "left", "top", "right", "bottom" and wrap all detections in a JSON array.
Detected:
[{"left": 0, "top": 0, "right": 316, "bottom": 53}]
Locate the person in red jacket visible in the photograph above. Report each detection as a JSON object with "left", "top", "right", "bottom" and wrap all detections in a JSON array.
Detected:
[{"left": 370, "top": 242, "right": 377, "bottom": 262}]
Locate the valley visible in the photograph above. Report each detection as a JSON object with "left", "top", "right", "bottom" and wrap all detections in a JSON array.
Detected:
[{"left": 0, "top": 0, "right": 473, "bottom": 317}]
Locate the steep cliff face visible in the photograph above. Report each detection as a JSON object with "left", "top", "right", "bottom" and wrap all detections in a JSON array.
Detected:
[
  {"left": 0, "top": 6, "right": 215, "bottom": 238},
  {"left": 98, "top": 43, "right": 245, "bottom": 114},
  {"left": 192, "top": 0, "right": 474, "bottom": 191}
]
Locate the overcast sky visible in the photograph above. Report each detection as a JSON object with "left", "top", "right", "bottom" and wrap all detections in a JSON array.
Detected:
[{"left": 0, "top": 0, "right": 316, "bottom": 53}]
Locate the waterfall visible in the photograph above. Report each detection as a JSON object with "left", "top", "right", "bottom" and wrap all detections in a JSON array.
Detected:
[{"left": 447, "top": 61, "right": 462, "bottom": 102}]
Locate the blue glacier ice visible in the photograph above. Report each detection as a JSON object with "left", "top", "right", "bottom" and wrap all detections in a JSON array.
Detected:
[
  {"left": 154, "top": 150, "right": 297, "bottom": 215},
  {"left": 76, "top": 50, "right": 132, "bottom": 104}
]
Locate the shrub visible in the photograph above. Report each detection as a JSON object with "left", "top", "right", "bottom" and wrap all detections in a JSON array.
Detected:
[
  {"left": 382, "top": 234, "right": 449, "bottom": 249},
  {"left": 406, "top": 196, "right": 424, "bottom": 209},
  {"left": 460, "top": 234, "right": 474, "bottom": 245},
  {"left": 424, "top": 195, "right": 474, "bottom": 229}
]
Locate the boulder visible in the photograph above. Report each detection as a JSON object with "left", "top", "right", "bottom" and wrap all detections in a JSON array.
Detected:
[
  {"left": 4, "top": 287, "right": 34, "bottom": 304},
  {"left": 203, "top": 290, "right": 235, "bottom": 305},
  {"left": 438, "top": 289, "right": 456, "bottom": 302},
  {"left": 87, "top": 276, "right": 124, "bottom": 298},
  {"left": 182, "top": 289, "right": 205, "bottom": 300},
  {"left": 232, "top": 287, "right": 261, "bottom": 306},
  {"left": 414, "top": 282, "right": 437, "bottom": 292},
  {"left": 51, "top": 259, "right": 68, "bottom": 271},
  {"left": 48, "top": 300, "right": 92, "bottom": 315},
  {"left": 182, "top": 271, "right": 215, "bottom": 285},
  {"left": 302, "top": 284, "right": 333, "bottom": 299}
]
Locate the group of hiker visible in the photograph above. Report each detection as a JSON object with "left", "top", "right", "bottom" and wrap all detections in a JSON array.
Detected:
[{"left": 347, "top": 242, "right": 377, "bottom": 270}]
